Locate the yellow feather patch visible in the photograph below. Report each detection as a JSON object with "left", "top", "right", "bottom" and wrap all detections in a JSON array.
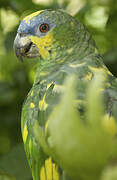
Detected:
[
  {"left": 40, "top": 79, "right": 47, "bottom": 84},
  {"left": 23, "top": 125, "right": 28, "bottom": 143},
  {"left": 45, "top": 121, "right": 49, "bottom": 134},
  {"left": 40, "top": 166, "right": 46, "bottom": 180},
  {"left": 47, "top": 82, "right": 53, "bottom": 90},
  {"left": 106, "top": 68, "right": 113, "bottom": 76},
  {"left": 69, "top": 62, "right": 86, "bottom": 68},
  {"left": 45, "top": 158, "right": 53, "bottom": 180},
  {"left": 85, "top": 72, "right": 92, "bottom": 80},
  {"left": 94, "top": 47, "right": 99, "bottom": 54},
  {"left": 30, "top": 102, "right": 35, "bottom": 108},
  {"left": 53, "top": 164, "right": 59, "bottom": 180},
  {"left": 88, "top": 66, "right": 108, "bottom": 80},
  {"left": 30, "top": 91, "right": 33, "bottom": 97},
  {"left": 40, "top": 158, "right": 59, "bottom": 180},
  {"left": 88, "top": 66, "right": 106, "bottom": 73},
  {"left": 39, "top": 94, "right": 48, "bottom": 111},
  {"left": 23, "top": 10, "right": 44, "bottom": 24},
  {"left": 29, "top": 33, "right": 53, "bottom": 59},
  {"left": 40, "top": 71, "right": 49, "bottom": 77}
]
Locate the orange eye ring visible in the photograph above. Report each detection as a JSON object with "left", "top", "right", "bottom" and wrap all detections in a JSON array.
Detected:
[{"left": 40, "top": 23, "right": 49, "bottom": 33}]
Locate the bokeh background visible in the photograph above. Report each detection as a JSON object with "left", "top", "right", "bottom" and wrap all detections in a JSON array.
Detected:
[{"left": 0, "top": 0, "right": 117, "bottom": 179}]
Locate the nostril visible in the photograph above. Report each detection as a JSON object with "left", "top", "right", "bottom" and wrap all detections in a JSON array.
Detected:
[{"left": 19, "top": 33, "right": 27, "bottom": 37}]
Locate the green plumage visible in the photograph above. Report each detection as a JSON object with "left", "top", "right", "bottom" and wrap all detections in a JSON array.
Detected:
[{"left": 14, "top": 9, "right": 117, "bottom": 180}]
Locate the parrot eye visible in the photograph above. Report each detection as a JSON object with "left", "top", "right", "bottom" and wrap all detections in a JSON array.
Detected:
[{"left": 40, "top": 23, "right": 49, "bottom": 33}]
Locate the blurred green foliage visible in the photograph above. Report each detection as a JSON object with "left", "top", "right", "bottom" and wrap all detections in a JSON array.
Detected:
[
  {"left": 0, "top": 0, "right": 117, "bottom": 179},
  {"left": 47, "top": 74, "right": 117, "bottom": 180}
]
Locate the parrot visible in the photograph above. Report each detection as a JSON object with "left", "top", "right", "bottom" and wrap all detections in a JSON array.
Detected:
[{"left": 13, "top": 9, "right": 117, "bottom": 180}]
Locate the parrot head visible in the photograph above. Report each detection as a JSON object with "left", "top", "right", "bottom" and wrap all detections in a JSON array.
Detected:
[{"left": 14, "top": 9, "right": 95, "bottom": 62}]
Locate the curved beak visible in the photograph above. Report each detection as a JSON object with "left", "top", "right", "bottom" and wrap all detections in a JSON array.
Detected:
[{"left": 13, "top": 33, "right": 40, "bottom": 62}]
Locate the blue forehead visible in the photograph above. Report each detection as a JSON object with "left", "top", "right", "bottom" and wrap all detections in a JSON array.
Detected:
[{"left": 17, "top": 15, "right": 54, "bottom": 36}]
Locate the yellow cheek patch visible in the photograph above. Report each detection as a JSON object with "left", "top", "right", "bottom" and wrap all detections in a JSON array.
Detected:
[
  {"left": 40, "top": 157, "right": 59, "bottom": 180},
  {"left": 23, "top": 10, "right": 44, "bottom": 24},
  {"left": 23, "top": 124, "right": 28, "bottom": 143},
  {"left": 29, "top": 33, "right": 53, "bottom": 59}
]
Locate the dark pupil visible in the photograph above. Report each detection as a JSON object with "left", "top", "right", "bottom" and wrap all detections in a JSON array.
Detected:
[{"left": 41, "top": 25, "right": 47, "bottom": 31}]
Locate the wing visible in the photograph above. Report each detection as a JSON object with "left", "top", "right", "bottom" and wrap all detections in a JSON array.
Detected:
[{"left": 21, "top": 73, "right": 71, "bottom": 180}]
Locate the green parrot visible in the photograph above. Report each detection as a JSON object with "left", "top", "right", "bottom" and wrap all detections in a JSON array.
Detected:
[{"left": 13, "top": 9, "right": 117, "bottom": 180}]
